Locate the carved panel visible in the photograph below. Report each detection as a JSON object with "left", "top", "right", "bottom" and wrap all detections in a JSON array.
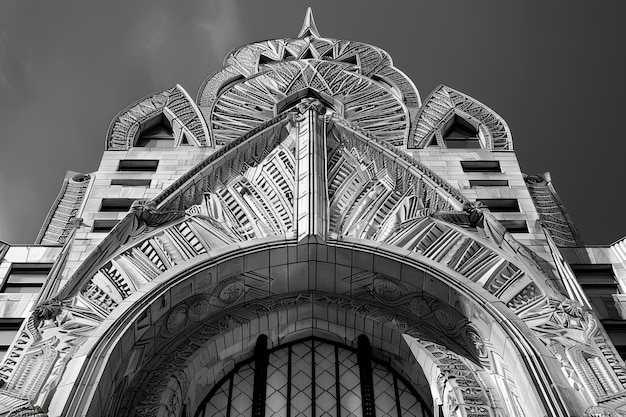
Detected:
[{"left": 410, "top": 84, "right": 513, "bottom": 150}]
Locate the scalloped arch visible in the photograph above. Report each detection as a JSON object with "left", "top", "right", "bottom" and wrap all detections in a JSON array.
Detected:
[
  {"left": 410, "top": 85, "right": 513, "bottom": 150},
  {"left": 106, "top": 84, "right": 212, "bottom": 150}
]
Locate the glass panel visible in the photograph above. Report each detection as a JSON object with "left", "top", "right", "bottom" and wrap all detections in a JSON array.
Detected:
[
  {"left": 314, "top": 340, "right": 337, "bottom": 417},
  {"left": 230, "top": 362, "right": 255, "bottom": 417},
  {"left": 398, "top": 378, "right": 425, "bottom": 417},
  {"left": 0, "top": 329, "right": 18, "bottom": 345},
  {"left": 2, "top": 286, "right": 41, "bottom": 293},
  {"left": 204, "top": 383, "right": 229, "bottom": 417},
  {"left": 195, "top": 338, "right": 431, "bottom": 417},
  {"left": 290, "top": 340, "right": 313, "bottom": 417},
  {"left": 372, "top": 362, "right": 396, "bottom": 417},
  {"left": 266, "top": 348, "right": 289, "bottom": 416},
  {"left": 338, "top": 347, "right": 362, "bottom": 417},
  {"left": 7, "top": 273, "right": 47, "bottom": 284}
]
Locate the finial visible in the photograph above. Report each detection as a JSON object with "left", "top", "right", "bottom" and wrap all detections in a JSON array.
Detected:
[{"left": 298, "top": 7, "right": 321, "bottom": 38}]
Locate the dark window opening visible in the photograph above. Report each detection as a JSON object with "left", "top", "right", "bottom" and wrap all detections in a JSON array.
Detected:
[
  {"left": 614, "top": 344, "right": 626, "bottom": 362},
  {"left": 443, "top": 116, "right": 481, "bottom": 149},
  {"left": 301, "top": 49, "right": 314, "bottom": 59},
  {"left": 476, "top": 199, "right": 520, "bottom": 212},
  {"left": 2, "top": 264, "right": 51, "bottom": 293},
  {"left": 340, "top": 55, "right": 358, "bottom": 65},
  {"left": 110, "top": 179, "right": 151, "bottom": 187},
  {"left": 92, "top": 220, "right": 120, "bottom": 233},
  {"left": 320, "top": 49, "right": 334, "bottom": 59},
  {"left": 571, "top": 264, "right": 621, "bottom": 320},
  {"left": 0, "top": 319, "right": 23, "bottom": 361},
  {"left": 460, "top": 161, "right": 501, "bottom": 173},
  {"left": 118, "top": 160, "right": 159, "bottom": 172},
  {"left": 469, "top": 179, "right": 509, "bottom": 187},
  {"left": 100, "top": 198, "right": 135, "bottom": 212},
  {"left": 135, "top": 115, "right": 174, "bottom": 147},
  {"left": 500, "top": 220, "right": 528, "bottom": 233},
  {"left": 258, "top": 54, "right": 275, "bottom": 66}
]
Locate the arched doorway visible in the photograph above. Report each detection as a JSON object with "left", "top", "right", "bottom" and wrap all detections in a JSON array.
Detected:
[{"left": 57, "top": 239, "right": 569, "bottom": 417}]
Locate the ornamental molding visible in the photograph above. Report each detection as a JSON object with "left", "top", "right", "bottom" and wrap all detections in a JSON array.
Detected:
[
  {"left": 198, "top": 9, "right": 420, "bottom": 147},
  {"left": 524, "top": 173, "right": 584, "bottom": 247},
  {"left": 106, "top": 84, "right": 211, "bottom": 150},
  {"left": 410, "top": 84, "right": 513, "bottom": 150},
  {"left": 35, "top": 172, "right": 90, "bottom": 246}
]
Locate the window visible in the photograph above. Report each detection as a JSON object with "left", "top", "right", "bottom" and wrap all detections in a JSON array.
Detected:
[
  {"left": 469, "top": 179, "right": 509, "bottom": 187},
  {"left": 500, "top": 220, "right": 528, "bottom": 233},
  {"left": 460, "top": 161, "right": 501, "bottom": 172},
  {"left": 197, "top": 337, "right": 429, "bottom": 417},
  {"left": 117, "top": 160, "right": 159, "bottom": 172},
  {"left": 92, "top": 220, "right": 119, "bottom": 233},
  {"left": 135, "top": 115, "right": 174, "bottom": 147},
  {"left": 443, "top": 116, "right": 481, "bottom": 149},
  {"left": 476, "top": 199, "right": 520, "bottom": 212},
  {"left": 571, "top": 264, "right": 621, "bottom": 320},
  {"left": 110, "top": 179, "right": 151, "bottom": 187},
  {"left": 2, "top": 264, "right": 51, "bottom": 293},
  {"left": 100, "top": 198, "right": 135, "bottom": 212},
  {"left": 0, "top": 319, "right": 23, "bottom": 361}
]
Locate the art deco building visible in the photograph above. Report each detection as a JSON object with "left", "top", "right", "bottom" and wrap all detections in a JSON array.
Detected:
[{"left": 1, "top": 9, "right": 626, "bottom": 417}]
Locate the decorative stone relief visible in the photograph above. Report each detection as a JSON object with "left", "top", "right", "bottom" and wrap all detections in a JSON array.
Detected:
[
  {"left": 36, "top": 172, "right": 91, "bottom": 245},
  {"left": 410, "top": 84, "right": 513, "bottom": 150},
  {"left": 524, "top": 173, "right": 583, "bottom": 247},
  {"left": 106, "top": 84, "right": 210, "bottom": 150}
]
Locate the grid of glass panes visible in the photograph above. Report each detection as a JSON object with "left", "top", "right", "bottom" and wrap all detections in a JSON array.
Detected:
[{"left": 195, "top": 338, "right": 430, "bottom": 417}]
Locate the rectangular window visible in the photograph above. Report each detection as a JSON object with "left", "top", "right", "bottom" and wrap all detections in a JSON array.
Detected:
[
  {"left": 469, "top": 179, "right": 509, "bottom": 187},
  {"left": 2, "top": 264, "right": 51, "bottom": 293},
  {"left": 0, "top": 319, "right": 23, "bottom": 361},
  {"left": 92, "top": 220, "right": 119, "bottom": 233},
  {"left": 476, "top": 199, "right": 520, "bottom": 212},
  {"left": 461, "top": 161, "right": 501, "bottom": 173},
  {"left": 571, "top": 264, "right": 621, "bottom": 320},
  {"left": 100, "top": 198, "right": 135, "bottom": 212},
  {"left": 117, "top": 160, "right": 159, "bottom": 172},
  {"left": 444, "top": 138, "right": 481, "bottom": 149},
  {"left": 110, "top": 179, "right": 151, "bottom": 187},
  {"left": 500, "top": 220, "right": 528, "bottom": 233}
]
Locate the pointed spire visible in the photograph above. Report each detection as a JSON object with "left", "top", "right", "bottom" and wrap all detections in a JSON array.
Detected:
[{"left": 298, "top": 7, "right": 321, "bottom": 38}]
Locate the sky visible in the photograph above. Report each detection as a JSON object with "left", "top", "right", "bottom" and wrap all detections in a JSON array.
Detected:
[{"left": 0, "top": 1, "right": 624, "bottom": 245}]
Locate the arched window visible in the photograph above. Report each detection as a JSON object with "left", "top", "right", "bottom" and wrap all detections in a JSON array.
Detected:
[
  {"left": 442, "top": 115, "right": 481, "bottom": 149},
  {"left": 196, "top": 336, "right": 431, "bottom": 417},
  {"left": 135, "top": 115, "right": 174, "bottom": 147}
]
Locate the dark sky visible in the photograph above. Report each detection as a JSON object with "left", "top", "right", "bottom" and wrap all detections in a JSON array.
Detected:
[{"left": 0, "top": 1, "right": 624, "bottom": 245}]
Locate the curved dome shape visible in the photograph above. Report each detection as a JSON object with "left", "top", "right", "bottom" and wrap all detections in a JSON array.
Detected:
[
  {"left": 197, "top": 9, "right": 420, "bottom": 147},
  {"left": 208, "top": 59, "right": 410, "bottom": 145}
]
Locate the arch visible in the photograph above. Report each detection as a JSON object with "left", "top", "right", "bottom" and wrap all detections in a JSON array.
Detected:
[
  {"left": 409, "top": 85, "right": 513, "bottom": 150},
  {"left": 51, "top": 239, "right": 578, "bottom": 417},
  {"left": 106, "top": 84, "right": 212, "bottom": 150}
]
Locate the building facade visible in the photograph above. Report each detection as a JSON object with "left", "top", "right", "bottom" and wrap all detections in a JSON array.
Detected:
[{"left": 0, "top": 9, "right": 626, "bottom": 417}]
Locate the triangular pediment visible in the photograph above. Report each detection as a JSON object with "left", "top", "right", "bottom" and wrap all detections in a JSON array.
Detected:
[{"left": 150, "top": 107, "right": 467, "bottom": 244}]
